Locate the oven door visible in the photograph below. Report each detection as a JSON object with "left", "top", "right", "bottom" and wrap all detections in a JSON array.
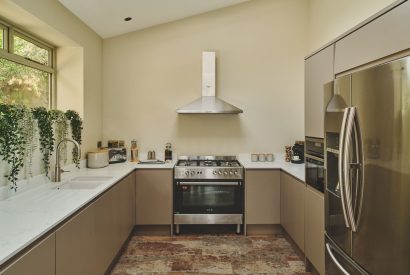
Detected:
[
  {"left": 305, "top": 154, "right": 325, "bottom": 193},
  {"left": 174, "top": 180, "right": 244, "bottom": 214}
]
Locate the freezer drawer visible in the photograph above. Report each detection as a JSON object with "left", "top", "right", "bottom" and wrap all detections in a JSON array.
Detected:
[{"left": 325, "top": 235, "right": 368, "bottom": 275}]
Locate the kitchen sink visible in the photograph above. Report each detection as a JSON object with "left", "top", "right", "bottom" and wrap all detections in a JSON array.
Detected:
[
  {"left": 69, "top": 176, "right": 113, "bottom": 182},
  {"left": 57, "top": 176, "right": 113, "bottom": 190}
]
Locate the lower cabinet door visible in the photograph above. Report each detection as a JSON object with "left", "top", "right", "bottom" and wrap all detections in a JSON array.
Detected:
[
  {"left": 246, "top": 170, "right": 281, "bottom": 224},
  {"left": 0, "top": 234, "right": 55, "bottom": 275},
  {"left": 135, "top": 169, "right": 172, "bottom": 225},
  {"left": 280, "top": 172, "right": 305, "bottom": 252},
  {"left": 56, "top": 203, "right": 99, "bottom": 275},
  {"left": 305, "top": 186, "right": 325, "bottom": 274}
]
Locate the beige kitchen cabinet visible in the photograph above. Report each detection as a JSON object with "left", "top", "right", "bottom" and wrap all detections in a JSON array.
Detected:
[
  {"left": 280, "top": 172, "right": 305, "bottom": 252},
  {"left": 135, "top": 169, "right": 173, "bottom": 225},
  {"left": 0, "top": 234, "right": 55, "bottom": 275},
  {"left": 56, "top": 172, "right": 136, "bottom": 275},
  {"left": 113, "top": 172, "right": 136, "bottom": 248},
  {"left": 93, "top": 172, "right": 136, "bottom": 273},
  {"left": 245, "top": 170, "right": 280, "bottom": 224},
  {"left": 305, "top": 44, "right": 334, "bottom": 138},
  {"left": 56, "top": 201, "right": 98, "bottom": 275},
  {"left": 305, "top": 185, "right": 325, "bottom": 274},
  {"left": 334, "top": 1, "right": 410, "bottom": 74}
]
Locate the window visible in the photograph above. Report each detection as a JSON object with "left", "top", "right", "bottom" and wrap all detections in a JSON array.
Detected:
[{"left": 0, "top": 20, "right": 54, "bottom": 108}]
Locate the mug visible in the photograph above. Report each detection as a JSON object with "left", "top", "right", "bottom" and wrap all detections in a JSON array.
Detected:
[
  {"left": 266, "top": 154, "right": 274, "bottom": 162},
  {"left": 251, "top": 154, "right": 259, "bottom": 162}
]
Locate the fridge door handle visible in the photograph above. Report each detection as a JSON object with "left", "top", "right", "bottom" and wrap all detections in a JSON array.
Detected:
[
  {"left": 326, "top": 243, "right": 350, "bottom": 275},
  {"left": 351, "top": 107, "right": 365, "bottom": 230},
  {"left": 344, "top": 107, "right": 366, "bottom": 232},
  {"left": 339, "top": 107, "right": 351, "bottom": 228},
  {"left": 343, "top": 107, "right": 357, "bottom": 232}
]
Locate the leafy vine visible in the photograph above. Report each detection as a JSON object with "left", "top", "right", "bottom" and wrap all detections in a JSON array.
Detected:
[
  {"left": 32, "top": 107, "right": 54, "bottom": 177},
  {"left": 50, "top": 109, "right": 68, "bottom": 164},
  {"left": 0, "top": 105, "right": 83, "bottom": 189},
  {"left": 0, "top": 104, "right": 33, "bottom": 190},
  {"left": 65, "top": 110, "right": 83, "bottom": 168},
  {"left": 22, "top": 109, "right": 37, "bottom": 178}
]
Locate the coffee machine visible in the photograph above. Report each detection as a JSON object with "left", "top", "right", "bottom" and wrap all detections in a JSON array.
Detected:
[{"left": 291, "top": 141, "right": 304, "bottom": 164}]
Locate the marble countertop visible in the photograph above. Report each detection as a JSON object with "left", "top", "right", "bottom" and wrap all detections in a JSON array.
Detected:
[
  {"left": 0, "top": 156, "right": 304, "bottom": 267},
  {"left": 0, "top": 160, "right": 175, "bottom": 267},
  {"left": 238, "top": 154, "right": 305, "bottom": 182},
  {"left": 240, "top": 161, "right": 305, "bottom": 182}
]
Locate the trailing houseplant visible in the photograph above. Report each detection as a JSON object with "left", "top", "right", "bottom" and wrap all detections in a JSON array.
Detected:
[
  {"left": 32, "top": 106, "right": 54, "bottom": 177},
  {"left": 65, "top": 110, "right": 83, "bottom": 168},
  {"left": 50, "top": 109, "right": 68, "bottom": 164},
  {"left": 22, "top": 108, "right": 37, "bottom": 178},
  {"left": 0, "top": 104, "right": 33, "bottom": 190}
]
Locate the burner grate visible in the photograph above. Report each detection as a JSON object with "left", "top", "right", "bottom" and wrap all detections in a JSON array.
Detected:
[
  {"left": 178, "top": 160, "right": 198, "bottom": 167},
  {"left": 200, "top": 160, "right": 218, "bottom": 167},
  {"left": 219, "top": 161, "right": 240, "bottom": 167}
]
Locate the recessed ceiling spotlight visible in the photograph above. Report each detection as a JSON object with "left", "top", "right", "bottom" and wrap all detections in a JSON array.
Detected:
[{"left": 124, "top": 17, "right": 132, "bottom": 22}]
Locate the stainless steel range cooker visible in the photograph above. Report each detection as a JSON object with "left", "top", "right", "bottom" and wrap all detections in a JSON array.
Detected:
[{"left": 173, "top": 156, "right": 244, "bottom": 234}]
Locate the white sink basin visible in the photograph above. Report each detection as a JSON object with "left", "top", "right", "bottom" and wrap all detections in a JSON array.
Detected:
[
  {"left": 57, "top": 176, "right": 113, "bottom": 190},
  {"left": 58, "top": 182, "right": 103, "bottom": 190},
  {"left": 70, "top": 176, "right": 113, "bottom": 182}
]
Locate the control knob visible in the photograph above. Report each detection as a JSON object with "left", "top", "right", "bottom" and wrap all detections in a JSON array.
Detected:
[
  {"left": 223, "top": 171, "right": 228, "bottom": 176},
  {"left": 185, "top": 171, "right": 190, "bottom": 176},
  {"left": 213, "top": 170, "right": 217, "bottom": 175},
  {"left": 234, "top": 171, "right": 238, "bottom": 175},
  {"left": 190, "top": 171, "right": 195, "bottom": 176},
  {"left": 229, "top": 171, "right": 233, "bottom": 176},
  {"left": 218, "top": 171, "right": 223, "bottom": 175}
]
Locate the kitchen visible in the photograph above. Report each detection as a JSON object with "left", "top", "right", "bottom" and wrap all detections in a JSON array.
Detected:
[{"left": 0, "top": 0, "right": 409, "bottom": 274}]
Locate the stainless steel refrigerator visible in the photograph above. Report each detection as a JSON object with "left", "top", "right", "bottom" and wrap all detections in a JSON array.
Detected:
[{"left": 324, "top": 56, "right": 410, "bottom": 275}]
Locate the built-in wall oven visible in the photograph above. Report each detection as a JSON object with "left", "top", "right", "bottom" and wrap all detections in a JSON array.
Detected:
[
  {"left": 173, "top": 156, "right": 244, "bottom": 234},
  {"left": 305, "top": 137, "right": 325, "bottom": 193}
]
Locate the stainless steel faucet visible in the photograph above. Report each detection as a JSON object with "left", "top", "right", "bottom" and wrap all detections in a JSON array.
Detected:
[{"left": 52, "top": 138, "right": 81, "bottom": 182}]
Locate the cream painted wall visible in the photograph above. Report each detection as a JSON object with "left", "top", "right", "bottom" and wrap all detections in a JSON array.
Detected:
[
  {"left": 102, "top": 0, "right": 308, "bottom": 155},
  {"left": 307, "top": 0, "right": 397, "bottom": 54},
  {"left": 56, "top": 47, "right": 84, "bottom": 116}
]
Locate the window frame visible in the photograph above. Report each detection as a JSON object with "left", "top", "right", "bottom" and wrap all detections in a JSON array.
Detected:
[{"left": 0, "top": 18, "right": 56, "bottom": 109}]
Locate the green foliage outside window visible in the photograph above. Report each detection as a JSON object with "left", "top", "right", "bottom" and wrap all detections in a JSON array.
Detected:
[
  {"left": 0, "top": 58, "right": 50, "bottom": 108},
  {"left": 13, "top": 35, "right": 49, "bottom": 65},
  {"left": 0, "top": 29, "right": 3, "bottom": 48},
  {"left": 0, "top": 23, "right": 53, "bottom": 109}
]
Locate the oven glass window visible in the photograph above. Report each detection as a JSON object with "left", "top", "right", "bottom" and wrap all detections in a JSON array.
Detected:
[
  {"left": 182, "top": 186, "right": 235, "bottom": 208},
  {"left": 306, "top": 158, "right": 325, "bottom": 192}
]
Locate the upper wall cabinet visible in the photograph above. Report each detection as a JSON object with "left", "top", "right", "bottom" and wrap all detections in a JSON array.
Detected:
[
  {"left": 305, "top": 45, "right": 334, "bottom": 138},
  {"left": 334, "top": 1, "right": 410, "bottom": 74}
]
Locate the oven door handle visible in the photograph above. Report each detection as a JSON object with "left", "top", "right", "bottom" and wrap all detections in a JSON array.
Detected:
[
  {"left": 178, "top": 181, "right": 240, "bottom": 186},
  {"left": 305, "top": 154, "right": 324, "bottom": 163}
]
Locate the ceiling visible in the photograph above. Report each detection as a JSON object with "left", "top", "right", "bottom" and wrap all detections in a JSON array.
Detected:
[{"left": 58, "top": 0, "right": 249, "bottom": 38}]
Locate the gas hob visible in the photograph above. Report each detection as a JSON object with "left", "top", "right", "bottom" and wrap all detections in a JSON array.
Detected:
[{"left": 174, "top": 156, "right": 244, "bottom": 180}]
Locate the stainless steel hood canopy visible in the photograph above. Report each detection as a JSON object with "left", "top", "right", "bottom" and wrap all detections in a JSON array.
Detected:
[{"left": 176, "top": 52, "right": 243, "bottom": 114}]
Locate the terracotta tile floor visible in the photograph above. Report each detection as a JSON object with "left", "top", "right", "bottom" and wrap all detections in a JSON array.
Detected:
[{"left": 110, "top": 234, "right": 311, "bottom": 275}]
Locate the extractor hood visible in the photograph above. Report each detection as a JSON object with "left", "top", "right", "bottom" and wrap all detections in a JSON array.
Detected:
[{"left": 176, "top": 52, "right": 243, "bottom": 114}]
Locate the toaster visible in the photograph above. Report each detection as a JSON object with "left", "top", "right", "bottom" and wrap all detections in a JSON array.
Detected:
[
  {"left": 87, "top": 149, "right": 109, "bottom": 168},
  {"left": 108, "top": 148, "right": 127, "bottom": 164}
]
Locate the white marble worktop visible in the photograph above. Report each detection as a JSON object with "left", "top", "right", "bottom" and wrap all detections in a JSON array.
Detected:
[
  {"left": 0, "top": 160, "right": 175, "bottom": 267},
  {"left": 238, "top": 154, "right": 305, "bottom": 182}
]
